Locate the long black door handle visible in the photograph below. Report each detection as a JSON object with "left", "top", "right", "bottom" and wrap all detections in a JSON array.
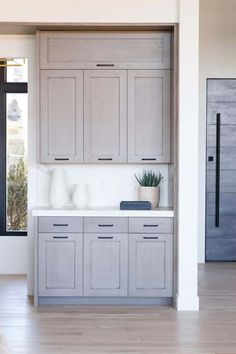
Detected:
[{"left": 215, "top": 113, "right": 221, "bottom": 227}]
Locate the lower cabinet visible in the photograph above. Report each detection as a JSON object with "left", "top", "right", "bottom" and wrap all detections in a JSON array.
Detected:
[
  {"left": 83, "top": 233, "right": 128, "bottom": 296},
  {"left": 38, "top": 233, "right": 83, "bottom": 296},
  {"left": 129, "top": 234, "right": 173, "bottom": 297}
]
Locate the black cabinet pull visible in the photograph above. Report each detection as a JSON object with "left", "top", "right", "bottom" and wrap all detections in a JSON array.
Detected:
[
  {"left": 141, "top": 158, "right": 157, "bottom": 161},
  {"left": 143, "top": 236, "right": 159, "bottom": 240},
  {"left": 53, "top": 236, "right": 69, "bottom": 239},
  {"left": 96, "top": 64, "right": 115, "bottom": 67},
  {"left": 98, "top": 236, "right": 114, "bottom": 239},
  {"left": 98, "top": 224, "right": 114, "bottom": 227},
  {"left": 215, "top": 113, "right": 221, "bottom": 227},
  {"left": 54, "top": 158, "right": 69, "bottom": 161},
  {"left": 143, "top": 224, "right": 159, "bottom": 227},
  {"left": 98, "top": 158, "right": 113, "bottom": 161},
  {"left": 53, "top": 224, "right": 69, "bottom": 227}
]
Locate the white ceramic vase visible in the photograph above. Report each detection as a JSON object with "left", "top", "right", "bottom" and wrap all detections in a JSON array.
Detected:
[
  {"left": 72, "top": 184, "right": 89, "bottom": 209},
  {"left": 138, "top": 186, "right": 160, "bottom": 209},
  {"left": 49, "top": 169, "right": 68, "bottom": 209}
]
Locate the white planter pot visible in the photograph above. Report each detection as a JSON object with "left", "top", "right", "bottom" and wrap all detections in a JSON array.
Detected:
[
  {"left": 49, "top": 169, "right": 68, "bottom": 209},
  {"left": 138, "top": 186, "right": 160, "bottom": 209},
  {"left": 72, "top": 184, "right": 89, "bottom": 209}
]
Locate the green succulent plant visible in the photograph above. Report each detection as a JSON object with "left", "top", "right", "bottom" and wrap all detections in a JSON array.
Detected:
[{"left": 135, "top": 169, "right": 163, "bottom": 187}]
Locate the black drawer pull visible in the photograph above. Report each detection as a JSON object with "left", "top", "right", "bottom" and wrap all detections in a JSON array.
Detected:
[
  {"left": 143, "top": 236, "right": 159, "bottom": 240},
  {"left": 98, "top": 224, "right": 114, "bottom": 227},
  {"left": 98, "top": 158, "right": 113, "bottom": 161},
  {"left": 54, "top": 158, "right": 69, "bottom": 161},
  {"left": 53, "top": 224, "right": 69, "bottom": 227},
  {"left": 141, "top": 158, "right": 157, "bottom": 161},
  {"left": 53, "top": 236, "right": 69, "bottom": 239},
  {"left": 98, "top": 236, "right": 114, "bottom": 239},
  {"left": 96, "top": 64, "right": 115, "bottom": 67},
  {"left": 143, "top": 224, "right": 159, "bottom": 227}
]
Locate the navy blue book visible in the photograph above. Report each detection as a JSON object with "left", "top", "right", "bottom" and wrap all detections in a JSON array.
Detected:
[{"left": 120, "top": 201, "right": 151, "bottom": 210}]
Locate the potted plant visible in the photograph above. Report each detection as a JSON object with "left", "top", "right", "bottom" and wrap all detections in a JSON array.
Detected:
[{"left": 135, "top": 169, "right": 163, "bottom": 209}]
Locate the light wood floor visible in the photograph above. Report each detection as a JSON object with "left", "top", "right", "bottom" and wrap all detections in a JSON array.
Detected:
[{"left": 1, "top": 264, "right": 236, "bottom": 354}]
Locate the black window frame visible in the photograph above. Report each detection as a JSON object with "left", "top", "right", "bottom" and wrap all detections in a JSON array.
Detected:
[{"left": 0, "top": 62, "right": 28, "bottom": 236}]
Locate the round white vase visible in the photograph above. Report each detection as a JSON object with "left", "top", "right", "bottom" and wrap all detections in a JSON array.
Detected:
[
  {"left": 138, "top": 186, "right": 160, "bottom": 209},
  {"left": 72, "top": 184, "right": 89, "bottom": 209},
  {"left": 49, "top": 169, "right": 68, "bottom": 209}
]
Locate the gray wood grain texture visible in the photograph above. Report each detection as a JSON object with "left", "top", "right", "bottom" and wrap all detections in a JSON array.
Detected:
[
  {"left": 84, "top": 70, "right": 127, "bottom": 163},
  {"left": 40, "top": 70, "right": 83, "bottom": 163},
  {"left": 207, "top": 147, "right": 236, "bottom": 170},
  {"left": 83, "top": 233, "right": 128, "bottom": 296},
  {"left": 206, "top": 192, "right": 236, "bottom": 216},
  {"left": 206, "top": 215, "right": 236, "bottom": 238},
  {"left": 207, "top": 170, "right": 236, "bottom": 193},
  {"left": 84, "top": 217, "right": 128, "bottom": 233},
  {"left": 208, "top": 79, "right": 236, "bottom": 102},
  {"left": 129, "top": 217, "right": 173, "bottom": 234},
  {"left": 38, "top": 233, "right": 83, "bottom": 296},
  {"left": 39, "top": 32, "right": 171, "bottom": 70},
  {"left": 129, "top": 233, "right": 173, "bottom": 297},
  {"left": 207, "top": 125, "right": 236, "bottom": 147},
  {"left": 207, "top": 101, "right": 236, "bottom": 125},
  {"left": 39, "top": 217, "right": 83, "bottom": 233},
  {"left": 128, "top": 70, "right": 170, "bottom": 163},
  {"left": 206, "top": 238, "right": 236, "bottom": 261}
]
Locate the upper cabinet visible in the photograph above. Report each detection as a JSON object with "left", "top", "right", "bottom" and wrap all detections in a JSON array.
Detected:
[
  {"left": 84, "top": 70, "right": 127, "bottom": 163},
  {"left": 39, "top": 32, "right": 171, "bottom": 70},
  {"left": 38, "top": 31, "right": 172, "bottom": 164},
  {"left": 40, "top": 70, "right": 83, "bottom": 163},
  {"left": 128, "top": 70, "right": 170, "bottom": 163}
]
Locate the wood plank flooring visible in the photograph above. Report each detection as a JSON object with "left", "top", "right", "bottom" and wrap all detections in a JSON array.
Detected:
[{"left": 1, "top": 264, "right": 236, "bottom": 353}]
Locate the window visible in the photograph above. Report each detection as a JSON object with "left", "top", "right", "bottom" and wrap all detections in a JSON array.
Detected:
[{"left": 0, "top": 58, "right": 28, "bottom": 235}]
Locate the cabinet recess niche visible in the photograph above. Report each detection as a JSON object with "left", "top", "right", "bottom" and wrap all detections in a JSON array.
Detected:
[{"left": 38, "top": 31, "right": 172, "bottom": 164}]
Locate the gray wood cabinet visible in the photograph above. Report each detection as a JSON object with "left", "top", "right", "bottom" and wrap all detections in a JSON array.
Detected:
[
  {"left": 40, "top": 70, "right": 83, "bottom": 163},
  {"left": 83, "top": 233, "right": 128, "bottom": 296},
  {"left": 38, "top": 233, "right": 83, "bottom": 296},
  {"left": 39, "top": 32, "right": 171, "bottom": 70},
  {"left": 84, "top": 70, "right": 127, "bottom": 163},
  {"left": 129, "top": 234, "right": 173, "bottom": 297},
  {"left": 128, "top": 70, "right": 170, "bottom": 163}
]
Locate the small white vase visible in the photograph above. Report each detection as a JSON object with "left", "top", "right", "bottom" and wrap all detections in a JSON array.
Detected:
[
  {"left": 138, "top": 186, "right": 160, "bottom": 209},
  {"left": 49, "top": 169, "right": 68, "bottom": 209},
  {"left": 72, "top": 184, "right": 89, "bottom": 209}
]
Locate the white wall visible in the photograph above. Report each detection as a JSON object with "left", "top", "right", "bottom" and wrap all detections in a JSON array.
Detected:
[
  {"left": 198, "top": 0, "right": 236, "bottom": 262},
  {"left": 0, "top": 0, "right": 178, "bottom": 23},
  {"left": 0, "top": 35, "right": 36, "bottom": 276}
]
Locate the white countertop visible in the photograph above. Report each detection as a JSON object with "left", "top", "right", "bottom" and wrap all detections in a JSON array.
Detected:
[{"left": 32, "top": 206, "right": 174, "bottom": 218}]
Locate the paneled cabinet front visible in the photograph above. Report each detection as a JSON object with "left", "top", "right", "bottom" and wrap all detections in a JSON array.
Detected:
[
  {"left": 84, "top": 70, "right": 127, "bottom": 163},
  {"left": 38, "top": 233, "right": 83, "bottom": 296},
  {"left": 129, "top": 234, "right": 173, "bottom": 297},
  {"left": 40, "top": 70, "right": 84, "bottom": 163},
  {"left": 83, "top": 233, "right": 128, "bottom": 296},
  {"left": 128, "top": 70, "right": 170, "bottom": 163}
]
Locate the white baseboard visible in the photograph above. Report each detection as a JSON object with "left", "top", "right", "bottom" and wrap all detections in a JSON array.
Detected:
[{"left": 175, "top": 294, "right": 199, "bottom": 311}]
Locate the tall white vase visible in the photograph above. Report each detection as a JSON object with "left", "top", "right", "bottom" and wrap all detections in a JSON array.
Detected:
[
  {"left": 72, "top": 184, "right": 89, "bottom": 209},
  {"left": 49, "top": 169, "right": 68, "bottom": 209}
]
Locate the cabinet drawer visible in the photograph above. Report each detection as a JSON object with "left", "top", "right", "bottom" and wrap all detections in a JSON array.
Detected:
[
  {"left": 84, "top": 217, "right": 128, "bottom": 233},
  {"left": 129, "top": 218, "right": 173, "bottom": 234},
  {"left": 38, "top": 217, "right": 83, "bottom": 233}
]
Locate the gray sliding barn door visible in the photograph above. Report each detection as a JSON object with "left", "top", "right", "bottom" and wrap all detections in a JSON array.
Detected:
[{"left": 206, "top": 79, "right": 236, "bottom": 261}]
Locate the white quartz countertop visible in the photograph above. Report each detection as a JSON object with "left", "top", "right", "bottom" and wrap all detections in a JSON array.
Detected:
[{"left": 32, "top": 206, "right": 174, "bottom": 218}]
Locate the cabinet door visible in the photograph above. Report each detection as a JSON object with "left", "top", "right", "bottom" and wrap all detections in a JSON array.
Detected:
[
  {"left": 84, "top": 234, "right": 128, "bottom": 296},
  {"left": 84, "top": 70, "right": 127, "bottom": 163},
  {"left": 38, "top": 233, "right": 83, "bottom": 296},
  {"left": 129, "top": 234, "right": 173, "bottom": 297},
  {"left": 128, "top": 70, "right": 170, "bottom": 163},
  {"left": 40, "top": 70, "right": 83, "bottom": 163}
]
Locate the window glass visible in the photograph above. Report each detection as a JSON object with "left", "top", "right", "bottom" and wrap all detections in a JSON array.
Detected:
[
  {"left": 6, "top": 58, "right": 28, "bottom": 83},
  {"left": 6, "top": 93, "right": 28, "bottom": 231}
]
